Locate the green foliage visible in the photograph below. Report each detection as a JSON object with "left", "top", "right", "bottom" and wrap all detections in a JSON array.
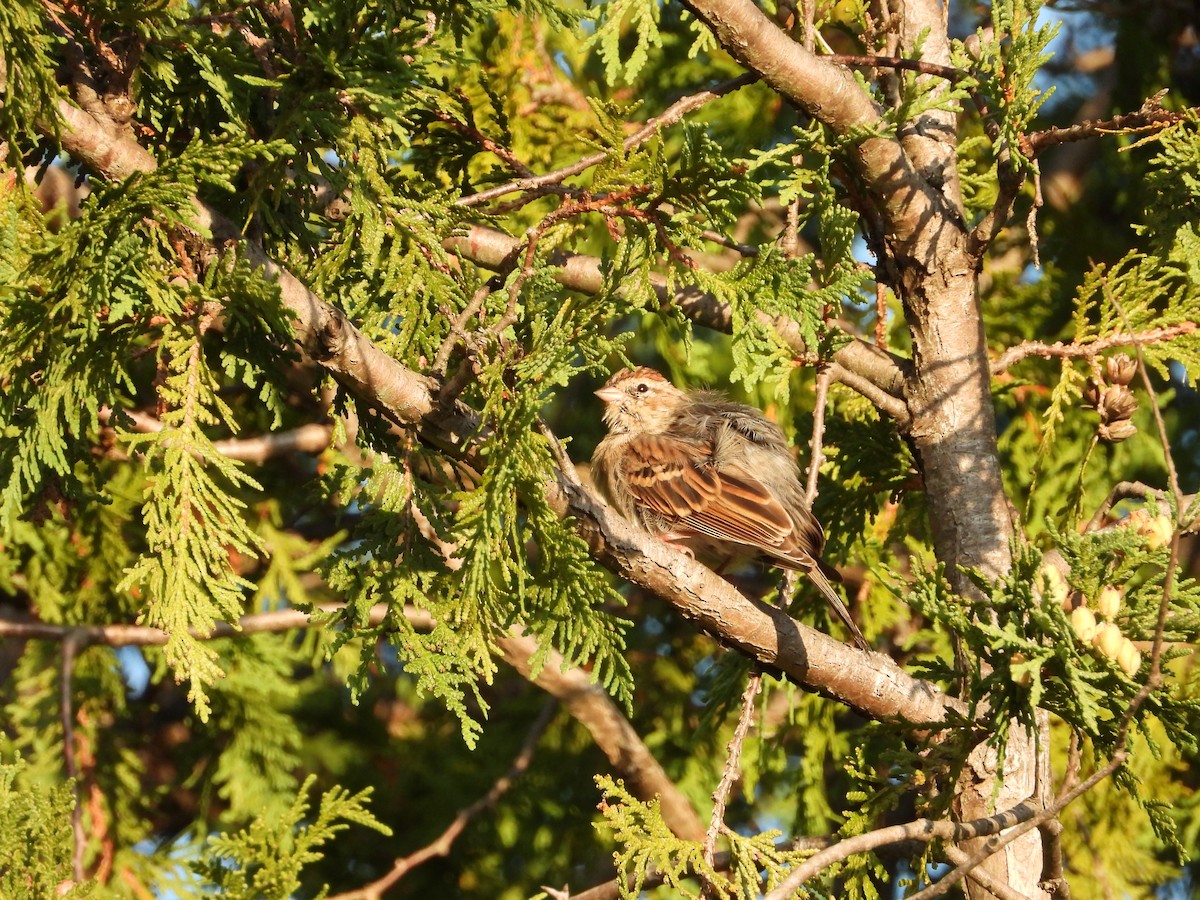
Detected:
[
  {"left": 191, "top": 775, "right": 390, "bottom": 898},
  {"left": 1071, "top": 253, "right": 1200, "bottom": 382},
  {"left": 1141, "top": 118, "right": 1200, "bottom": 262},
  {"left": 596, "top": 775, "right": 720, "bottom": 898},
  {"left": 0, "top": 0, "right": 65, "bottom": 163},
  {"left": 955, "top": 0, "right": 1059, "bottom": 170},
  {"left": 2, "top": 0, "right": 1200, "bottom": 897},
  {"left": 596, "top": 773, "right": 817, "bottom": 898},
  {"left": 588, "top": 0, "right": 663, "bottom": 86},
  {"left": 0, "top": 757, "right": 96, "bottom": 898},
  {"left": 597, "top": 775, "right": 759, "bottom": 898},
  {"left": 117, "top": 316, "right": 266, "bottom": 721}
]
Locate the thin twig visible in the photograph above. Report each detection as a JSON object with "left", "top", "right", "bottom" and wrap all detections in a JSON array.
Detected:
[
  {"left": 327, "top": 699, "right": 558, "bottom": 900},
  {"left": 762, "top": 799, "right": 1042, "bottom": 900},
  {"left": 805, "top": 367, "right": 832, "bottom": 506},
  {"left": 457, "top": 74, "right": 759, "bottom": 208},
  {"left": 1027, "top": 169, "right": 1043, "bottom": 268},
  {"left": 432, "top": 281, "right": 493, "bottom": 375},
  {"left": 824, "top": 53, "right": 995, "bottom": 137},
  {"left": 702, "top": 671, "right": 762, "bottom": 872},
  {"left": 824, "top": 53, "right": 966, "bottom": 83},
  {"left": 699, "top": 228, "right": 759, "bottom": 256},
  {"left": 430, "top": 108, "right": 536, "bottom": 178},
  {"left": 990, "top": 323, "right": 1196, "bottom": 374},
  {"left": 1026, "top": 94, "right": 1191, "bottom": 155},
  {"left": 62, "top": 631, "right": 86, "bottom": 885},
  {"left": 0, "top": 603, "right": 389, "bottom": 646}
]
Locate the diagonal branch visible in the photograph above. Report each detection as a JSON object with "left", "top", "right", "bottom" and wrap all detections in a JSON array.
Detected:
[
  {"left": 326, "top": 699, "right": 558, "bottom": 900},
  {"left": 445, "top": 225, "right": 911, "bottom": 422},
  {"left": 457, "top": 73, "right": 759, "bottom": 208},
  {"left": 677, "top": 0, "right": 949, "bottom": 244},
  {"left": 763, "top": 799, "right": 1042, "bottom": 900},
  {"left": 494, "top": 624, "right": 707, "bottom": 841},
  {"left": 44, "top": 99, "right": 959, "bottom": 733},
  {"left": 5, "top": 602, "right": 706, "bottom": 840}
]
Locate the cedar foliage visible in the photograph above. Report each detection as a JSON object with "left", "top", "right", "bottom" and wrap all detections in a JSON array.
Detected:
[{"left": 1, "top": 0, "right": 1200, "bottom": 897}]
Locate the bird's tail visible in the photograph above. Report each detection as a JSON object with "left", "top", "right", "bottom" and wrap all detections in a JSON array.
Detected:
[{"left": 804, "top": 563, "right": 870, "bottom": 652}]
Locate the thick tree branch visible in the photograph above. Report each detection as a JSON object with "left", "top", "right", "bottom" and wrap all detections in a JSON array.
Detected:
[
  {"left": 678, "top": 0, "right": 953, "bottom": 246},
  {"left": 44, "top": 98, "right": 961, "bottom": 738},
  {"left": 55, "top": 101, "right": 439, "bottom": 430},
  {"left": 678, "top": 0, "right": 880, "bottom": 131},
  {"left": 445, "top": 225, "right": 910, "bottom": 420},
  {"left": 5, "top": 602, "right": 705, "bottom": 841}
]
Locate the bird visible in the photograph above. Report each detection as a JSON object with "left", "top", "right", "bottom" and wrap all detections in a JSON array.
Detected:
[{"left": 591, "top": 366, "right": 869, "bottom": 651}]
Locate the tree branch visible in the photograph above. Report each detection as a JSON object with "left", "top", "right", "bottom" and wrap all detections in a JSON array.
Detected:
[
  {"left": 762, "top": 799, "right": 1042, "bottom": 900},
  {"left": 326, "top": 699, "right": 558, "bottom": 900},
  {"left": 677, "top": 0, "right": 953, "bottom": 247},
  {"left": 702, "top": 671, "right": 761, "bottom": 872},
  {"left": 457, "top": 73, "right": 759, "bottom": 208},
  {"left": 54, "top": 101, "right": 439, "bottom": 431},
  {"left": 101, "top": 407, "right": 335, "bottom": 463},
  {"left": 445, "top": 224, "right": 910, "bottom": 419},
  {"left": 4, "top": 601, "right": 706, "bottom": 842},
  {"left": 1027, "top": 93, "right": 1193, "bottom": 155},
  {"left": 43, "top": 96, "right": 961, "bottom": 737},
  {"left": 990, "top": 323, "right": 1197, "bottom": 374}
]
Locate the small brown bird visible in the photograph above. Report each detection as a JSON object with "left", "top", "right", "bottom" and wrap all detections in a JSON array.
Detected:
[{"left": 592, "top": 367, "right": 869, "bottom": 651}]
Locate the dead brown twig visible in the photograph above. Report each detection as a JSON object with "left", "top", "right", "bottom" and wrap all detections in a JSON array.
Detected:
[
  {"left": 457, "top": 74, "right": 759, "bottom": 208},
  {"left": 701, "top": 671, "right": 763, "bottom": 881},
  {"left": 327, "top": 700, "right": 558, "bottom": 900},
  {"left": 990, "top": 323, "right": 1196, "bottom": 374}
]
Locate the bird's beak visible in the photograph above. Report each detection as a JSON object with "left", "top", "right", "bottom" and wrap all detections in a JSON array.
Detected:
[{"left": 594, "top": 386, "right": 622, "bottom": 404}]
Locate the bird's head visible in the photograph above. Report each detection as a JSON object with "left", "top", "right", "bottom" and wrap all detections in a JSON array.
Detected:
[{"left": 595, "top": 367, "right": 686, "bottom": 434}]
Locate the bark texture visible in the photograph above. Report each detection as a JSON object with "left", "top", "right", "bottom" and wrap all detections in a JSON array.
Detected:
[
  {"left": 672, "top": 0, "right": 1042, "bottom": 895},
  {"left": 49, "top": 4, "right": 1046, "bottom": 887}
]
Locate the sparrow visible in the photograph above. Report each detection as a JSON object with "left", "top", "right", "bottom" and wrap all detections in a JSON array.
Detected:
[{"left": 592, "top": 366, "right": 869, "bottom": 651}]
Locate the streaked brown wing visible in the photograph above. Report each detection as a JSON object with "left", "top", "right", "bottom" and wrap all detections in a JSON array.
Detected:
[
  {"left": 621, "top": 434, "right": 794, "bottom": 549},
  {"left": 621, "top": 434, "right": 721, "bottom": 520}
]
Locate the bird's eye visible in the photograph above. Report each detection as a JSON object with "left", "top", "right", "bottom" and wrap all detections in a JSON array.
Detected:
[{"left": 635, "top": 382, "right": 649, "bottom": 394}]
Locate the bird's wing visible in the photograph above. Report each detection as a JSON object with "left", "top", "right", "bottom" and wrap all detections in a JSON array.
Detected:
[{"left": 621, "top": 433, "right": 793, "bottom": 548}]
